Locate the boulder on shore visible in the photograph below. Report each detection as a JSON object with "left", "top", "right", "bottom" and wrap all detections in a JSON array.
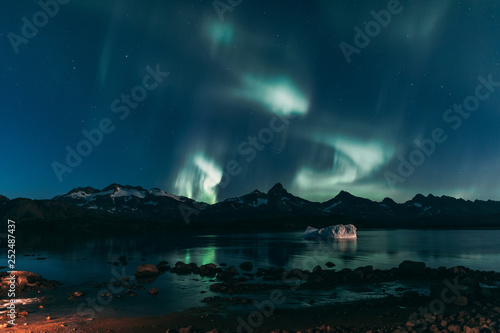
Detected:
[
  {"left": 0, "top": 271, "right": 60, "bottom": 297},
  {"left": 398, "top": 260, "right": 426, "bottom": 276},
  {"left": 239, "top": 262, "right": 253, "bottom": 272}
]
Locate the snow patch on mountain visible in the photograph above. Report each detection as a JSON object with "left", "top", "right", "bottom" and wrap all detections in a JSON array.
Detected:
[
  {"left": 111, "top": 188, "right": 146, "bottom": 199},
  {"left": 323, "top": 201, "right": 342, "bottom": 212},
  {"left": 226, "top": 197, "right": 243, "bottom": 204},
  {"left": 69, "top": 191, "right": 90, "bottom": 199},
  {"left": 250, "top": 198, "right": 268, "bottom": 207},
  {"left": 420, "top": 206, "right": 432, "bottom": 215},
  {"left": 149, "top": 188, "right": 182, "bottom": 201},
  {"left": 92, "top": 190, "right": 114, "bottom": 197}
]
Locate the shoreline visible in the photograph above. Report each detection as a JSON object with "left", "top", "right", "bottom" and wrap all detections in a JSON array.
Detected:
[
  {"left": 2, "top": 296, "right": 500, "bottom": 332},
  {"left": 1, "top": 260, "right": 500, "bottom": 332}
]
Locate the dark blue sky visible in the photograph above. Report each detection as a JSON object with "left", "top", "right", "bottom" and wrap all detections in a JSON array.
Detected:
[{"left": 2, "top": 0, "right": 500, "bottom": 203}]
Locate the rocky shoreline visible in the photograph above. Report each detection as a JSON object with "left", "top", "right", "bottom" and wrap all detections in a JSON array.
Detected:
[
  {"left": 1, "top": 260, "right": 500, "bottom": 332},
  {"left": 2, "top": 295, "right": 500, "bottom": 332},
  {"left": 0, "top": 271, "right": 60, "bottom": 298}
]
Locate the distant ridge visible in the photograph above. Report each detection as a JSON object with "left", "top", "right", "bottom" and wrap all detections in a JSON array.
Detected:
[{"left": 1, "top": 183, "right": 500, "bottom": 229}]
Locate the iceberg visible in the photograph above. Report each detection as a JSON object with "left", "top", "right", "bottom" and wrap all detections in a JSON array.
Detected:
[{"left": 301, "top": 224, "right": 357, "bottom": 240}]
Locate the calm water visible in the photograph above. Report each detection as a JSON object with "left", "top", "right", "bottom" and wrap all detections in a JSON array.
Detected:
[{"left": 4, "top": 228, "right": 500, "bottom": 317}]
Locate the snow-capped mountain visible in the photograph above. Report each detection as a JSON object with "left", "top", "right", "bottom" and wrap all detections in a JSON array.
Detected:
[{"left": 52, "top": 183, "right": 205, "bottom": 220}]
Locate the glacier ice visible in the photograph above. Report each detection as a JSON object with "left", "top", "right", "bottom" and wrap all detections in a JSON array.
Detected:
[{"left": 301, "top": 224, "right": 357, "bottom": 240}]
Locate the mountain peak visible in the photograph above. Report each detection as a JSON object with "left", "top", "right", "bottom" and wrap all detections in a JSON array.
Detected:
[
  {"left": 381, "top": 197, "right": 396, "bottom": 205},
  {"left": 267, "top": 183, "right": 287, "bottom": 196},
  {"left": 412, "top": 193, "right": 426, "bottom": 201},
  {"left": 270, "top": 183, "right": 284, "bottom": 190},
  {"left": 68, "top": 186, "right": 99, "bottom": 195},
  {"left": 103, "top": 183, "right": 125, "bottom": 192},
  {"left": 101, "top": 183, "right": 147, "bottom": 192},
  {"left": 334, "top": 190, "right": 355, "bottom": 200}
]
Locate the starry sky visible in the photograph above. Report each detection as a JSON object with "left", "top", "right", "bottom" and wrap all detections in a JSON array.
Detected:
[{"left": 2, "top": 0, "right": 500, "bottom": 203}]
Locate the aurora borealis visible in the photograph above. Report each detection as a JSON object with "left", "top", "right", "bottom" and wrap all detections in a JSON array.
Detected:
[{"left": 2, "top": 0, "right": 500, "bottom": 203}]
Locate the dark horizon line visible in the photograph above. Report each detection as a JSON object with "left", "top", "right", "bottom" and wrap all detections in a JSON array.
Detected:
[{"left": 2, "top": 182, "right": 499, "bottom": 206}]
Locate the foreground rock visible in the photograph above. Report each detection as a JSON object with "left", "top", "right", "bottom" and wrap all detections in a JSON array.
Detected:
[
  {"left": 239, "top": 262, "right": 253, "bottom": 271},
  {"left": 206, "top": 261, "right": 500, "bottom": 299},
  {"left": 398, "top": 260, "right": 426, "bottom": 276},
  {"left": 4, "top": 261, "right": 500, "bottom": 333},
  {"left": 171, "top": 261, "right": 200, "bottom": 274},
  {"left": 156, "top": 261, "right": 170, "bottom": 272},
  {"left": 0, "top": 271, "right": 60, "bottom": 297},
  {"left": 161, "top": 299, "right": 500, "bottom": 333},
  {"left": 135, "top": 264, "right": 160, "bottom": 277},
  {"left": 199, "top": 263, "right": 218, "bottom": 277}
]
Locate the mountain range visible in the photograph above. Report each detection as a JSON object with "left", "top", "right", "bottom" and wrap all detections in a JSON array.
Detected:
[{"left": 1, "top": 183, "right": 500, "bottom": 229}]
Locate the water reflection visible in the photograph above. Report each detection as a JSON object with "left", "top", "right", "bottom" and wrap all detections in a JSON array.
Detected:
[
  {"left": 333, "top": 239, "right": 357, "bottom": 252},
  {"left": 3, "top": 228, "right": 500, "bottom": 316},
  {"left": 9, "top": 228, "right": 500, "bottom": 282},
  {"left": 303, "top": 237, "right": 357, "bottom": 253}
]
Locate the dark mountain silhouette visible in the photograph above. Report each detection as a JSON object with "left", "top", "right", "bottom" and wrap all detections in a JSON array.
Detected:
[{"left": 1, "top": 183, "right": 500, "bottom": 229}]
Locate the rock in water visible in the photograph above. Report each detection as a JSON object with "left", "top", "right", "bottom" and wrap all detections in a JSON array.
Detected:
[
  {"left": 135, "top": 264, "right": 160, "bottom": 277},
  {"left": 118, "top": 255, "right": 127, "bottom": 265},
  {"left": 398, "top": 260, "right": 426, "bottom": 276},
  {"left": 239, "top": 262, "right": 253, "bottom": 271},
  {"left": 156, "top": 261, "right": 170, "bottom": 272},
  {"left": 301, "top": 224, "right": 357, "bottom": 240}
]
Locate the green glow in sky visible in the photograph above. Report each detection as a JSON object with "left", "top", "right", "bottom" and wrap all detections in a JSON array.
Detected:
[
  {"left": 174, "top": 151, "right": 223, "bottom": 204},
  {"left": 236, "top": 75, "right": 309, "bottom": 116},
  {"left": 208, "top": 21, "right": 234, "bottom": 46},
  {"left": 292, "top": 136, "right": 394, "bottom": 200}
]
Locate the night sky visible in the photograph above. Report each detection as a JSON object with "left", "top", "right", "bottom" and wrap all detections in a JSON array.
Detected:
[{"left": 2, "top": 0, "right": 500, "bottom": 203}]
